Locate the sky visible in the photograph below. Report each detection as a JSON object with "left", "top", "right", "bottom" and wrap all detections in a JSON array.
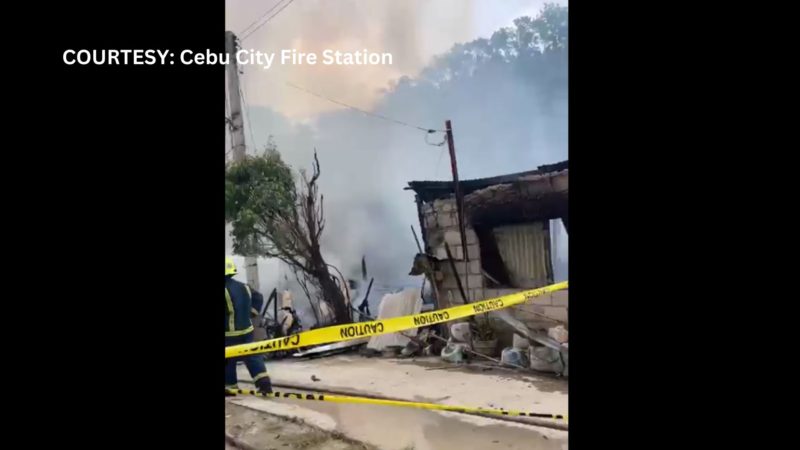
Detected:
[
  {"left": 225, "top": 0, "right": 569, "bottom": 300},
  {"left": 225, "top": 0, "right": 567, "bottom": 119}
]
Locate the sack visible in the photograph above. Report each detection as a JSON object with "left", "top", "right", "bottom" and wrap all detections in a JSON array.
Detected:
[
  {"left": 501, "top": 347, "right": 529, "bottom": 368},
  {"left": 529, "top": 345, "right": 566, "bottom": 374},
  {"left": 548, "top": 325, "right": 568, "bottom": 343},
  {"left": 512, "top": 334, "right": 531, "bottom": 350}
]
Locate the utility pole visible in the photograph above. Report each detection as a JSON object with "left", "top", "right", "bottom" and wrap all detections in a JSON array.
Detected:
[
  {"left": 445, "top": 120, "right": 470, "bottom": 300},
  {"left": 225, "top": 30, "right": 260, "bottom": 291}
]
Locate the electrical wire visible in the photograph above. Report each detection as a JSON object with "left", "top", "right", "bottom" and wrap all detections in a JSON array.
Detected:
[
  {"left": 239, "top": 0, "right": 286, "bottom": 37},
  {"left": 233, "top": 1, "right": 456, "bottom": 163},
  {"left": 285, "top": 81, "right": 444, "bottom": 134},
  {"left": 240, "top": 0, "right": 297, "bottom": 42},
  {"left": 425, "top": 131, "right": 448, "bottom": 146}
]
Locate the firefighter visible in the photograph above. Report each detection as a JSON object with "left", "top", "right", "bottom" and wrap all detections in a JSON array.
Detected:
[{"left": 225, "top": 257, "right": 273, "bottom": 393}]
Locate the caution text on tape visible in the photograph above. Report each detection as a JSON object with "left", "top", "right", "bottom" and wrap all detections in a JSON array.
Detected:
[{"left": 226, "top": 281, "right": 567, "bottom": 358}]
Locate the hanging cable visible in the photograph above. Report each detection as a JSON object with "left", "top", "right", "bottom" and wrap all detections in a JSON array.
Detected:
[
  {"left": 239, "top": 0, "right": 286, "bottom": 37},
  {"left": 425, "top": 131, "right": 447, "bottom": 146},
  {"left": 240, "top": 0, "right": 297, "bottom": 42},
  {"left": 285, "top": 81, "right": 444, "bottom": 134}
]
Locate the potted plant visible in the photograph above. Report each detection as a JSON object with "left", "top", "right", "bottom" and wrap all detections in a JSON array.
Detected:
[{"left": 471, "top": 314, "right": 499, "bottom": 357}]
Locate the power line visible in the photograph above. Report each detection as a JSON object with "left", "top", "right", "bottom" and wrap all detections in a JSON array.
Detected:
[
  {"left": 240, "top": 0, "right": 296, "bottom": 42},
  {"left": 239, "top": 0, "right": 286, "bottom": 37},
  {"left": 425, "top": 131, "right": 447, "bottom": 146},
  {"left": 285, "top": 81, "right": 444, "bottom": 134}
]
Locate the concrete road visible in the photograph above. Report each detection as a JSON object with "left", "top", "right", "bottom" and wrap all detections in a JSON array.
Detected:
[{"left": 230, "top": 355, "right": 568, "bottom": 450}]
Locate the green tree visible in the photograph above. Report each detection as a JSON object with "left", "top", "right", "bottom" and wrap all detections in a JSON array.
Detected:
[{"left": 225, "top": 149, "right": 350, "bottom": 325}]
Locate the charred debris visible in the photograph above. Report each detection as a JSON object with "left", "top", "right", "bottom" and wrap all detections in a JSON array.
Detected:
[{"left": 253, "top": 160, "right": 568, "bottom": 376}]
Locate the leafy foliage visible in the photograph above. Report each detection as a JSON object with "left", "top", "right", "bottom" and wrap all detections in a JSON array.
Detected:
[
  {"left": 226, "top": 149, "right": 350, "bottom": 324},
  {"left": 225, "top": 150, "right": 297, "bottom": 258}
]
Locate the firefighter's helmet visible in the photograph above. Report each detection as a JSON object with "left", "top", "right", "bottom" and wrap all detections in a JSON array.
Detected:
[{"left": 225, "top": 257, "right": 237, "bottom": 276}]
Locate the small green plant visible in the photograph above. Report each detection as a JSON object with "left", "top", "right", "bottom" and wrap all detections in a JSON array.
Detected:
[{"left": 472, "top": 314, "right": 496, "bottom": 341}]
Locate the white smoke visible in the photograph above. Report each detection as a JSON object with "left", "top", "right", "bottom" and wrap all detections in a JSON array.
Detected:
[{"left": 226, "top": 2, "right": 569, "bottom": 315}]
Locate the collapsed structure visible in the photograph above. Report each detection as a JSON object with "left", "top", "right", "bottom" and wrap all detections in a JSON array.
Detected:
[{"left": 406, "top": 161, "right": 568, "bottom": 345}]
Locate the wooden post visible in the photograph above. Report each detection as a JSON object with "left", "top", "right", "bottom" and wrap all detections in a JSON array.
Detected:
[{"left": 445, "top": 120, "right": 470, "bottom": 298}]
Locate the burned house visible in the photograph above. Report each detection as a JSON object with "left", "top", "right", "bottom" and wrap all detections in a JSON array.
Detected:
[{"left": 406, "top": 161, "right": 568, "bottom": 337}]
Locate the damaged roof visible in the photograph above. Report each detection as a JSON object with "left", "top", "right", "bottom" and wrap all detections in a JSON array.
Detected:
[{"left": 406, "top": 160, "right": 568, "bottom": 203}]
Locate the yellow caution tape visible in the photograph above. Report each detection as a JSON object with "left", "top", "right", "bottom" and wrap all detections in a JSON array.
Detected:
[
  {"left": 226, "top": 281, "right": 567, "bottom": 359},
  {"left": 226, "top": 388, "right": 568, "bottom": 423}
]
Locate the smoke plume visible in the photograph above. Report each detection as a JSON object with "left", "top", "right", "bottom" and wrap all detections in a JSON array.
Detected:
[{"left": 226, "top": 2, "right": 569, "bottom": 315}]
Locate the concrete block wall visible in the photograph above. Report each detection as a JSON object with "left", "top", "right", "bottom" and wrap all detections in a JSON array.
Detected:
[
  {"left": 509, "top": 289, "right": 568, "bottom": 331},
  {"left": 479, "top": 288, "right": 568, "bottom": 333},
  {"left": 463, "top": 289, "right": 568, "bottom": 349},
  {"left": 422, "top": 198, "right": 485, "bottom": 308},
  {"left": 422, "top": 198, "right": 568, "bottom": 330}
]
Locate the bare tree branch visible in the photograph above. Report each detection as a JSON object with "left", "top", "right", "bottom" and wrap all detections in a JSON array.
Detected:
[
  {"left": 327, "top": 263, "right": 351, "bottom": 306},
  {"left": 227, "top": 149, "right": 352, "bottom": 324},
  {"left": 310, "top": 149, "right": 321, "bottom": 185},
  {"left": 293, "top": 267, "right": 320, "bottom": 325}
]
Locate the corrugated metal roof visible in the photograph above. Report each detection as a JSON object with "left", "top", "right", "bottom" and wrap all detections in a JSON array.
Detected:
[{"left": 406, "top": 160, "right": 568, "bottom": 202}]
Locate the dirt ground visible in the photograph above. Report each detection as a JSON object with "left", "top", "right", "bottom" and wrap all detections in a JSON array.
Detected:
[{"left": 226, "top": 402, "right": 376, "bottom": 450}]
